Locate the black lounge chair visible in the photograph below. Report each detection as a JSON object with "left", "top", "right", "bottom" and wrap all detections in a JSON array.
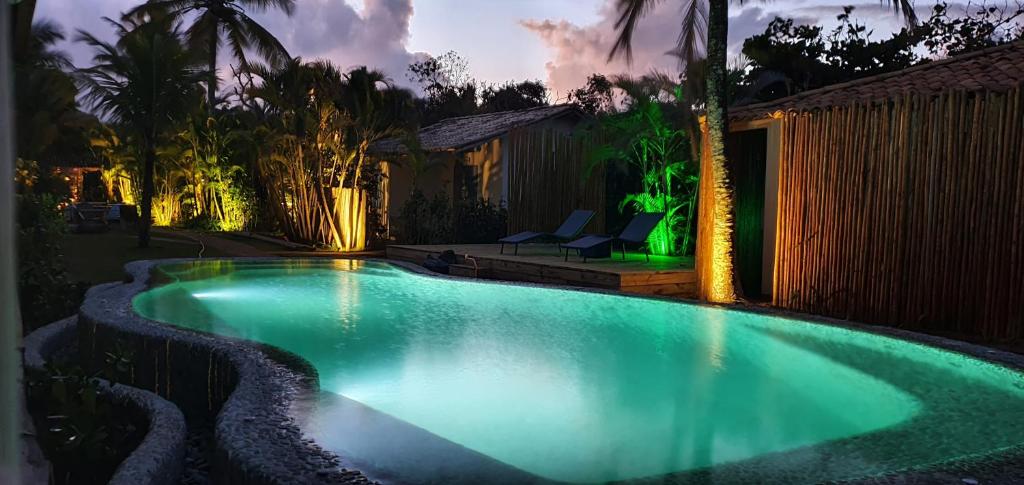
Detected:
[
  {"left": 499, "top": 209, "right": 595, "bottom": 255},
  {"left": 560, "top": 212, "right": 666, "bottom": 262}
]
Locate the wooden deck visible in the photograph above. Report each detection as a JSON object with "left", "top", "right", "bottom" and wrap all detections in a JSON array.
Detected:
[{"left": 387, "top": 244, "right": 697, "bottom": 298}]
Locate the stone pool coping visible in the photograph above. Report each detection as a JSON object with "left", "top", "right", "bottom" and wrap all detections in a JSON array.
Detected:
[
  {"left": 82, "top": 256, "right": 1024, "bottom": 484},
  {"left": 23, "top": 316, "right": 186, "bottom": 485},
  {"left": 77, "top": 259, "right": 373, "bottom": 485}
]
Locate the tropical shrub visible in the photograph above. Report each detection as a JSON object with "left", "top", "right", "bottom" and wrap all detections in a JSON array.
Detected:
[
  {"left": 217, "top": 182, "right": 256, "bottom": 231},
  {"left": 396, "top": 189, "right": 453, "bottom": 245},
  {"left": 454, "top": 199, "right": 508, "bottom": 243},
  {"left": 240, "top": 61, "right": 411, "bottom": 249},
  {"left": 16, "top": 193, "right": 87, "bottom": 332},
  {"left": 182, "top": 213, "right": 219, "bottom": 231},
  {"left": 585, "top": 75, "right": 699, "bottom": 256},
  {"left": 396, "top": 191, "right": 508, "bottom": 245},
  {"left": 26, "top": 355, "right": 142, "bottom": 485}
]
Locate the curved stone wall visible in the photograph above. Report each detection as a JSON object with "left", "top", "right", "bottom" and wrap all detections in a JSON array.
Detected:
[
  {"left": 23, "top": 317, "right": 186, "bottom": 485},
  {"left": 76, "top": 259, "right": 372, "bottom": 485}
]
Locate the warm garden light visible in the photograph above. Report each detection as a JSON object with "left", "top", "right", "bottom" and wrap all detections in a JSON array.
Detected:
[{"left": 334, "top": 187, "right": 367, "bottom": 252}]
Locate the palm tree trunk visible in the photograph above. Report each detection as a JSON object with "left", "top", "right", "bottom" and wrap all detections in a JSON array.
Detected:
[
  {"left": 704, "top": 0, "right": 738, "bottom": 301},
  {"left": 139, "top": 139, "right": 156, "bottom": 248},
  {"left": 207, "top": 30, "right": 218, "bottom": 113}
]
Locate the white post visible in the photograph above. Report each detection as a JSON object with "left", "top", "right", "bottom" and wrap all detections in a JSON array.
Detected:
[{"left": 0, "top": 0, "right": 23, "bottom": 481}]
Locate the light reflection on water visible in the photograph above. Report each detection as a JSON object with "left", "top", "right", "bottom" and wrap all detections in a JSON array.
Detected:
[{"left": 134, "top": 260, "right": 1024, "bottom": 484}]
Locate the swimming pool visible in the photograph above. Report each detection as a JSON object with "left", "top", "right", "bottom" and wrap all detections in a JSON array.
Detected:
[{"left": 133, "top": 259, "right": 1024, "bottom": 484}]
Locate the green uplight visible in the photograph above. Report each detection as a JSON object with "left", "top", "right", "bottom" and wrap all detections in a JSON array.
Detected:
[{"left": 587, "top": 80, "right": 698, "bottom": 256}]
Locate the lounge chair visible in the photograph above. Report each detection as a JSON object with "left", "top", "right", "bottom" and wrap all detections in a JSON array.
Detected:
[
  {"left": 498, "top": 209, "right": 595, "bottom": 255},
  {"left": 560, "top": 212, "right": 666, "bottom": 262}
]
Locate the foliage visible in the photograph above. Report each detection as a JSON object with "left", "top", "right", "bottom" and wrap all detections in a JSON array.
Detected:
[
  {"left": 396, "top": 189, "right": 453, "bottom": 245},
  {"left": 917, "top": 2, "right": 1024, "bottom": 56},
  {"left": 76, "top": 14, "right": 206, "bottom": 146},
  {"left": 169, "top": 113, "right": 252, "bottom": 229},
  {"left": 455, "top": 199, "right": 509, "bottom": 243},
  {"left": 91, "top": 126, "right": 139, "bottom": 204},
  {"left": 218, "top": 182, "right": 256, "bottom": 231},
  {"left": 77, "top": 11, "right": 207, "bottom": 247},
  {"left": 181, "top": 212, "right": 220, "bottom": 231},
  {"left": 26, "top": 358, "right": 141, "bottom": 485},
  {"left": 480, "top": 80, "right": 549, "bottom": 112},
  {"left": 395, "top": 189, "right": 508, "bottom": 245},
  {"left": 15, "top": 21, "right": 97, "bottom": 166},
  {"left": 128, "top": 0, "right": 295, "bottom": 110},
  {"left": 238, "top": 58, "right": 410, "bottom": 249},
  {"left": 408, "top": 51, "right": 552, "bottom": 123},
  {"left": 585, "top": 75, "right": 699, "bottom": 256},
  {"left": 407, "top": 50, "right": 477, "bottom": 124},
  {"left": 151, "top": 160, "right": 184, "bottom": 226},
  {"left": 15, "top": 158, "right": 72, "bottom": 201},
  {"left": 567, "top": 74, "right": 616, "bottom": 115},
  {"left": 738, "top": 3, "right": 1024, "bottom": 103},
  {"left": 16, "top": 193, "right": 87, "bottom": 332},
  {"left": 407, "top": 50, "right": 472, "bottom": 98}
]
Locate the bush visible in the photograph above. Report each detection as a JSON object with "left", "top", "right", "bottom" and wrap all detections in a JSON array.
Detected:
[
  {"left": 26, "top": 358, "right": 143, "bottom": 485},
  {"left": 454, "top": 198, "right": 508, "bottom": 243},
  {"left": 396, "top": 189, "right": 453, "bottom": 244},
  {"left": 218, "top": 183, "right": 256, "bottom": 231},
  {"left": 181, "top": 213, "right": 219, "bottom": 231},
  {"left": 395, "top": 190, "right": 508, "bottom": 244},
  {"left": 17, "top": 193, "right": 87, "bottom": 332}
]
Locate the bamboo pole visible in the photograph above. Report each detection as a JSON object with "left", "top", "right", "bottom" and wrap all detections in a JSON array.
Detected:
[{"left": 761, "top": 82, "right": 1024, "bottom": 339}]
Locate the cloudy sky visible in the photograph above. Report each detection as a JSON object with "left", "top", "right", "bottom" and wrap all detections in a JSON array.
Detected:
[{"left": 38, "top": 0, "right": 922, "bottom": 100}]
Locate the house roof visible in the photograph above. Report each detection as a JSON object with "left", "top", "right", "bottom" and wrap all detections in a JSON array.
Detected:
[
  {"left": 730, "top": 41, "right": 1024, "bottom": 121},
  {"left": 371, "top": 104, "right": 585, "bottom": 155}
]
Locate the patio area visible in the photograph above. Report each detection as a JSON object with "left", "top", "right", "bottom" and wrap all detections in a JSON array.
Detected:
[{"left": 387, "top": 243, "right": 697, "bottom": 298}]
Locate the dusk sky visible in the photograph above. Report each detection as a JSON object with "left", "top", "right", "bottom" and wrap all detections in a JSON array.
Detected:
[{"left": 39, "top": 0, "right": 925, "bottom": 100}]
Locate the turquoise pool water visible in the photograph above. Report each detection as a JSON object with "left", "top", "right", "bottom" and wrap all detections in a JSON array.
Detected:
[{"left": 134, "top": 260, "right": 1024, "bottom": 484}]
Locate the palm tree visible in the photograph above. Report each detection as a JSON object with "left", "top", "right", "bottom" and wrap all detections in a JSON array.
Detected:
[
  {"left": 77, "top": 13, "right": 206, "bottom": 247},
  {"left": 336, "top": 67, "right": 413, "bottom": 185},
  {"left": 242, "top": 60, "right": 415, "bottom": 249},
  {"left": 14, "top": 21, "right": 92, "bottom": 165},
  {"left": 129, "top": 0, "right": 295, "bottom": 112},
  {"left": 608, "top": 0, "right": 916, "bottom": 301}
]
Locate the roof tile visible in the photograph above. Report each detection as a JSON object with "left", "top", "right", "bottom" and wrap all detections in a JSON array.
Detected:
[{"left": 371, "top": 104, "right": 583, "bottom": 154}]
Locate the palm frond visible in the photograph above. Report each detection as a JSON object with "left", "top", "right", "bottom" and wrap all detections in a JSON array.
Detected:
[
  {"left": 887, "top": 0, "right": 919, "bottom": 25},
  {"left": 672, "top": 0, "right": 708, "bottom": 67},
  {"left": 608, "top": 0, "right": 661, "bottom": 64},
  {"left": 238, "top": 0, "right": 297, "bottom": 16},
  {"left": 25, "top": 20, "right": 74, "bottom": 69}
]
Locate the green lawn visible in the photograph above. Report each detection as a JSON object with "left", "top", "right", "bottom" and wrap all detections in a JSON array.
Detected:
[
  {"left": 61, "top": 228, "right": 231, "bottom": 285},
  {"left": 218, "top": 232, "right": 295, "bottom": 252}
]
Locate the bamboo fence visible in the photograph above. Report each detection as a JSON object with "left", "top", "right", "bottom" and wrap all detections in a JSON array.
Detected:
[
  {"left": 769, "top": 85, "right": 1024, "bottom": 339},
  {"left": 505, "top": 127, "right": 606, "bottom": 234}
]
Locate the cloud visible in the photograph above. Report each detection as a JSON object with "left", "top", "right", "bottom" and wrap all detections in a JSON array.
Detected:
[
  {"left": 37, "top": 0, "right": 424, "bottom": 89},
  {"left": 520, "top": 0, "right": 836, "bottom": 97},
  {"left": 251, "top": 0, "right": 425, "bottom": 86},
  {"left": 519, "top": 0, "right": 686, "bottom": 101}
]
